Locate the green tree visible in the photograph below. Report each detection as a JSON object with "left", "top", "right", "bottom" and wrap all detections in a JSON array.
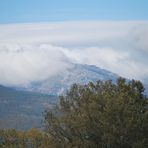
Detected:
[{"left": 44, "top": 78, "right": 148, "bottom": 148}]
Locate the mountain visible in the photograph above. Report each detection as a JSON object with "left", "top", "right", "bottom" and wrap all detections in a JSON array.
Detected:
[
  {"left": 0, "top": 64, "right": 120, "bottom": 130},
  {"left": 24, "top": 64, "right": 119, "bottom": 95},
  {"left": 143, "top": 78, "right": 148, "bottom": 96},
  {"left": 0, "top": 85, "right": 57, "bottom": 130},
  {"left": 0, "top": 64, "right": 147, "bottom": 130}
]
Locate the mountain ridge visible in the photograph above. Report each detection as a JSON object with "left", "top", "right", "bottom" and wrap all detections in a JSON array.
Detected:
[{"left": 22, "top": 64, "right": 119, "bottom": 95}]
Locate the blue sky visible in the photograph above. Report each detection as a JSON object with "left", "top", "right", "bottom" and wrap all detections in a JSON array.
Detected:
[{"left": 0, "top": 0, "right": 148, "bottom": 24}]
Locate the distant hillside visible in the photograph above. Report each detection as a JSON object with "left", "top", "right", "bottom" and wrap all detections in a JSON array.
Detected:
[
  {"left": 0, "top": 85, "right": 57, "bottom": 130},
  {"left": 24, "top": 64, "right": 119, "bottom": 95}
]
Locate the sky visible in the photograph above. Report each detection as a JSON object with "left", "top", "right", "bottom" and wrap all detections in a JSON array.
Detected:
[
  {"left": 0, "top": 0, "right": 148, "bottom": 23},
  {"left": 0, "top": 1, "right": 148, "bottom": 86}
]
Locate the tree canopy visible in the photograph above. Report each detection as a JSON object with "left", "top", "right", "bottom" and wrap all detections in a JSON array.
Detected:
[{"left": 44, "top": 78, "right": 148, "bottom": 148}]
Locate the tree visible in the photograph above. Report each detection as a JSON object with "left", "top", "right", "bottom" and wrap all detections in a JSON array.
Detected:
[{"left": 44, "top": 78, "right": 148, "bottom": 148}]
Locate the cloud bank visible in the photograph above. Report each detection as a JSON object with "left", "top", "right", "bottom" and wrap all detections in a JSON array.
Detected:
[{"left": 0, "top": 21, "right": 148, "bottom": 86}]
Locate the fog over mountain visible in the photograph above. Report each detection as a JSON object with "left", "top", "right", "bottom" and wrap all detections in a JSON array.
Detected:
[{"left": 0, "top": 21, "right": 148, "bottom": 88}]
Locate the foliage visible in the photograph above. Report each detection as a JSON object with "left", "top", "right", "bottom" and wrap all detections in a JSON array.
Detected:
[
  {"left": 0, "top": 128, "right": 55, "bottom": 148},
  {"left": 44, "top": 78, "right": 148, "bottom": 148}
]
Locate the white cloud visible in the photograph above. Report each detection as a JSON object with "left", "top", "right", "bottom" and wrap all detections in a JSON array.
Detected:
[
  {"left": 0, "top": 21, "right": 148, "bottom": 86},
  {"left": 0, "top": 44, "right": 70, "bottom": 86},
  {"left": 61, "top": 47, "right": 148, "bottom": 80}
]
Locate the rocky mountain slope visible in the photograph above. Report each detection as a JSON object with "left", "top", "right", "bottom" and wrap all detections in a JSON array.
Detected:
[{"left": 25, "top": 64, "right": 119, "bottom": 95}]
